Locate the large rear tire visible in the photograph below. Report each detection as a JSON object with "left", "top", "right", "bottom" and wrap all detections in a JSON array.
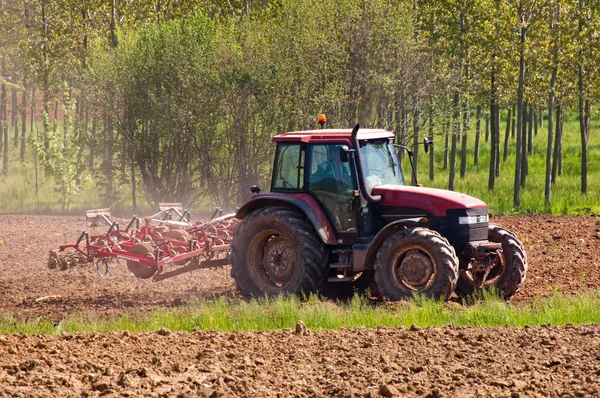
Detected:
[
  {"left": 230, "top": 207, "right": 330, "bottom": 298},
  {"left": 455, "top": 224, "right": 527, "bottom": 299},
  {"left": 374, "top": 228, "right": 459, "bottom": 301}
]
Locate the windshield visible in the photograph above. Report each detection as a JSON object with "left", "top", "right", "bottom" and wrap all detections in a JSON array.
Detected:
[{"left": 359, "top": 139, "right": 404, "bottom": 191}]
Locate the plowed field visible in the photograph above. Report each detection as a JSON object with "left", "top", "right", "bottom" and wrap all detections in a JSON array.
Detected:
[{"left": 1, "top": 214, "right": 600, "bottom": 397}]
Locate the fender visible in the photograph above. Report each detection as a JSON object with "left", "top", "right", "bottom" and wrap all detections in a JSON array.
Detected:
[
  {"left": 236, "top": 194, "right": 337, "bottom": 245},
  {"left": 354, "top": 217, "right": 428, "bottom": 272}
]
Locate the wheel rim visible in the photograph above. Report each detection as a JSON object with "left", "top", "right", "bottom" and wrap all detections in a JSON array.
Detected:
[
  {"left": 249, "top": 230, "right": 296, "bottom": 289},
  {"left": 464, "top": 251, "right": 505, "bottom": 287},
  {"left": 393, "top": 248, "right": 436, "bottom": 291}
]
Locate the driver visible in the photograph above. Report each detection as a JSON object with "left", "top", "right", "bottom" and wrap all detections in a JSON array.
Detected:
[{"left": 311, "top": 146, "right": 352, "bottom": 191}]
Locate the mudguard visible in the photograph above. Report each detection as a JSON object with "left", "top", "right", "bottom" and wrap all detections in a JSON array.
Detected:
[{"left": 236, "top": 193, "right": 338, "bottom": 245}]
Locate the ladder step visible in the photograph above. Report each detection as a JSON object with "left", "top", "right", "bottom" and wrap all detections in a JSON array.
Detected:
[
  {"left": 328, "top": 276, "right": 354, "bottom": 283},
  {"left": 330, "top": 262, "right": 352, "bottom": 269},
  {"left": 332, "top": 248, "right": 352, "bottom": 254}
]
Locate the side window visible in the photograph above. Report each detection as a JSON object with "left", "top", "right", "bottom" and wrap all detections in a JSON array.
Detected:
[
  {"left": 310, "top": 145, "right": 328, "bottom": 176},
  {"left": 272, "top": 144, "right": 304, "bottom": 190}
]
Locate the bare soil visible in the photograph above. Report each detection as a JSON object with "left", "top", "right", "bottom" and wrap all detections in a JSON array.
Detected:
[{"left": 1, "top": 213, "right": 600, "bottom": 397}]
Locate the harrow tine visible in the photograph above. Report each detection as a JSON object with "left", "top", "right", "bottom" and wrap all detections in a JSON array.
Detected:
[
  {"left": 103, "top": 259, "right": 114, "bottom": 277},
  {"left": 93, "top": 261, "right": 105, "bottom": 278}
]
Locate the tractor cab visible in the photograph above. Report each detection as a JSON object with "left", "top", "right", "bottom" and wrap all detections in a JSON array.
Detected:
[{"left": 269, "top": 128, "right": 404, "bottom": 240}]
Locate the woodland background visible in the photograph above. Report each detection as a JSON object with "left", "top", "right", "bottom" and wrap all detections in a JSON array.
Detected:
[{"left": 0, "top": 0, "right": 598, "bottom": 214}]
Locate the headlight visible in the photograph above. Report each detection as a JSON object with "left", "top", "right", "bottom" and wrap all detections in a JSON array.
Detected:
[{"left": 458, "top": 214, "right": 488, "bottom": 224}]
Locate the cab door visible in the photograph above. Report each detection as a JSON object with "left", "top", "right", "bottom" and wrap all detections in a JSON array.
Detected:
[{"left": 307, "top": 143, "right": 357, "bottom": 235}]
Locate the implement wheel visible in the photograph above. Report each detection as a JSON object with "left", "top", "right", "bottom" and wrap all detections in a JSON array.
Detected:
[
  {"left": 126, "top": 242, "right": 156, "bottom": 279},
  {"left": 165, "top": 229, "right": 191, "bottom": 265},
  {"left": 374, "top": 228, "right": 458, "bottom": 301},
  {"left": 230, "top": 207, "right": 330, "bottom": 298},
  {"left": 165, "top": 229, "right": 191, "bottom": 241},
  {"left": 455, "top": 224, "right": 527, "bottom": 299}
]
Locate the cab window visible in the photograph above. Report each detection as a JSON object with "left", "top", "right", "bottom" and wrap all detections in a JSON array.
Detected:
[{"left": 272, "top": 143, "right": 304, "bottom": 190}]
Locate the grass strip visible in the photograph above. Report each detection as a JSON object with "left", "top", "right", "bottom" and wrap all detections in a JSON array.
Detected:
[{"left": 2, "top": 290, "right": 600, "bottom": 335}]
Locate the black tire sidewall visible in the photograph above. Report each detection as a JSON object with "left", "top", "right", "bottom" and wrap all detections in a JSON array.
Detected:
[
  {"left": 375, "top": 228, "right": 458, "bottom": 301},
  {"left": 231, "top": 207, "right": 328, "bottom": 298},
  {"left": 456, "top": 224, "right": 527, "bottom": 299}
]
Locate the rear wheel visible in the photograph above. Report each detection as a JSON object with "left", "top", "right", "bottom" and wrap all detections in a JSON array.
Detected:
[
  {"left": 126, "top": 242, "right": 156, "bottom": 279},
  {"left": 230, "top": 207, "right": 330, "bottom": 298},
  {"left": 374, "top": 228, "right": 458, "bottom": 301},
  {"left": 455, "top": 224, "right": 527, "bottom": 299}
]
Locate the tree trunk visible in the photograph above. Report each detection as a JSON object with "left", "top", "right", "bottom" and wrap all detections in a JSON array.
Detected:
[
  {"left": 551, "top": 103, "right": 562, "bottom": 183},
  {"left": 488, "top": 92, "right": 497, "bottom": 191},
  {"left": 411, "top": 107, "right": 420, "bottom": 186},
  {"left": 511, "top": 103, "right": 516, "bottom": 139},
  {"left": 546, "top": 3, "right": 559, "bottom": 206},
  {"left": 428, "top": 105, "right": 434, "bottom": 181},
  {"left": 460, "top": 100, "right": 468, "bottom": 179},
  {"left": 105, "top": 113, "right": 114, "bottom": 206},
  {"left": 495, "top": 103, "right": 501, "bottom": 177},
  {"left": 2, "top": 83, "right": 8, "bottom": 176},
  {"left": 545, "top": 101, "right": 554, "bottom": 205},
  {"left": 558, "top": 111, "right": 563, "bottom": 175},
  {"left": 20, "top": 87, "right": 27, "bottom": 161},
  {"left": 520, "top": 104, "right": 528, "bottom": 187},
  {"left": 484, "top": 112, "right": 489, "bottom": 142},
  {"left": 474, "top": 104, "right": 481, "bottom": 165},
  {"left": 30, "top": 88, "right": 35, "bottom": 133},
  {"left": 527, "top": 103, "right": 533, "bottom": 155},
  {"left": 131, "top": 156, "right": 137, "bottom": 211},
  {"left": 12, "top": 88, "right": 18, "bottom": 147},
  {"left": 514, "top": 21, "right": 527, "bottom": 209},
  {"left": 63, "top": 92, "right": 69, "bottom": 152},
  {"left": 443, "top": 121, "right": 449, "bottom": 170},
  {"left": 449, "top": 92, "right": 459, "bottom": 191},
  {"left": 503, "top": 106, "right": 511, "bottom": 162},
  {"left": 578, "top": 0, "right": 589, "bottom": 194},
  {"left": 488, "top": 67, "right": 497, "bottom": 191},
  {"left": 89, "top": 117, "right": 97, "bottom": 171},
  {"left": 533, "top": 107, "right": 538, "bottom": 136}
]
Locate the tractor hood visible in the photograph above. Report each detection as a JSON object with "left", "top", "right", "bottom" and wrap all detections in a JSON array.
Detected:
[{"left": 371, "top": 185, "right": 487, "bottom": 217}]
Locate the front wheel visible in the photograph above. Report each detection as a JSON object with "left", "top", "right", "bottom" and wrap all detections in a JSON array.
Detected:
[
  {"left": 455, "top": 224, "right": 527, "bottom": 299},
  {"left": 374, "top": 228, "right": 459, "bottom": 301},
  {"left": 230, "top": 207, "right": 330, "bottom": 298}
]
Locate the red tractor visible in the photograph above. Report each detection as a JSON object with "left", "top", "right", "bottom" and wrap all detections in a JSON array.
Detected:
[{"left": 230, "top": 124, "right": 527, "bottom": 301}]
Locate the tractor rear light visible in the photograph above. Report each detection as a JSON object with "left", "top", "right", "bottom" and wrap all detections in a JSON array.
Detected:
[{"left": 458, "top": 214, "right": 488, "bottom": 224}]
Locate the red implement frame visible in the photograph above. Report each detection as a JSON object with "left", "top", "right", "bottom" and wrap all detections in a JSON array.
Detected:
[{"left": 48, "top": 206, "right": 239, "bottom": 282}]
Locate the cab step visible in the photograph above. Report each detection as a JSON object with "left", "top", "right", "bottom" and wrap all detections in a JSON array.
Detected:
[
  {"left": 330, "top": 262, "right": 352, "bottom": 269},
  {"left": 327, "top": 275, "right": 354, "bottom": 283}
]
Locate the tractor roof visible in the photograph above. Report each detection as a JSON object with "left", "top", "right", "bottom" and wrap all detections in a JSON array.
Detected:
[{"left": 272, "top": 129, "right": 394, "bottom": 144}]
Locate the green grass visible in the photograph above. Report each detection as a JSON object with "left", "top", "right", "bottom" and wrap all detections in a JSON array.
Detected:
[
  {"left": 2, "top": 291, "right": 600, "bottom": 335},
  {"left": 413, "top": 109, "right": 600, "bottom": 215}
]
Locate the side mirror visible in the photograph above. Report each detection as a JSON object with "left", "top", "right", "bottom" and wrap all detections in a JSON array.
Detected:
[
  {"left": 250, "top": 185, "right": 261, "bottom": 194},
  {"left": 423, "top": 137, "right": 433, "bottom": 154},
  {"left": 339, "top": 146, "right": 350, "bottom": 163}
]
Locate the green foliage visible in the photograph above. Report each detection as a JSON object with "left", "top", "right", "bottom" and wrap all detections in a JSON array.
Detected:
[
  {"left": 28, "top": 109, "right": 86, "bottom": 211},
  {"left": 1, "top": 0, "right": 600, "bottom": 213}
]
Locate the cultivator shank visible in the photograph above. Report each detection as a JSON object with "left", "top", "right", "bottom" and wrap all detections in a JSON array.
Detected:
[{"left": 48, "top": 205, "right": 239, "bottom": 282}]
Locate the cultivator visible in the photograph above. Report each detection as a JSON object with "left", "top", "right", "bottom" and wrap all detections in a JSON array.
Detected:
[{"left": 48, "top": 204, "right": 239, "bottom": 282}]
